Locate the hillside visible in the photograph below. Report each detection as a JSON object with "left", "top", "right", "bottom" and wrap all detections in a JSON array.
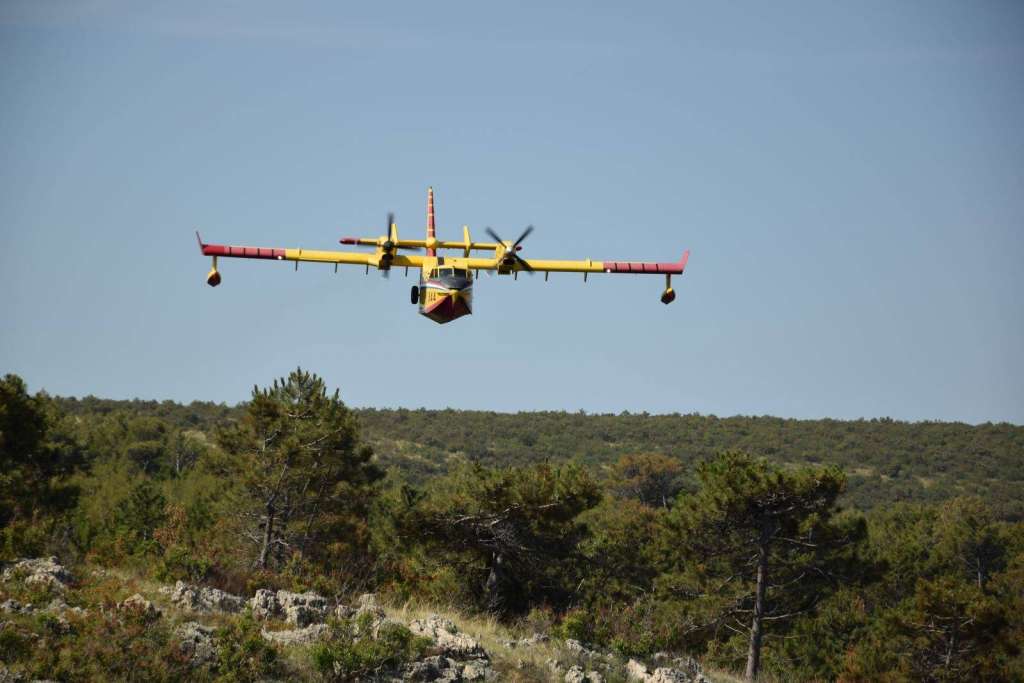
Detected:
[
  {"left": 0, "top": 557, "right": 732, "bottom": 682},
  {"left": 356, "top": 409, "right": 1024, "bottom": 518},
  {"left": 50, "top": 398, "right": 1024, "bottom": 518},
  {"left": 8, "top": 379, "right": 1017, "bottom": 682}
]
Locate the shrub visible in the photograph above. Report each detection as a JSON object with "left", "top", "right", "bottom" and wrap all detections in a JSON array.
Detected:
[
  {"left": 215, "top": 612, "right": 283, "bottom": 682},
  {"left": 310, "top": 618, "right": 431, "bottom": 681}
]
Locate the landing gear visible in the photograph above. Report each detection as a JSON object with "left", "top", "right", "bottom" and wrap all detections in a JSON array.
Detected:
[{"left": 410, "top": 285, "right": 419, "bottom": 305}]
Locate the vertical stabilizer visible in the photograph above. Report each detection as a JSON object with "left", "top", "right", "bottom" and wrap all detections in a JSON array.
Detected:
[{"left": 426, "top": 187, "right": 437, "bottom": 256}]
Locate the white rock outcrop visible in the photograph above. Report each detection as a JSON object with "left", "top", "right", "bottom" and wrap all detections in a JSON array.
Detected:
[
  {"left": 565, "top": 666, "right": 605, "bottom": 683},
  {"left": 260, "top": 623, "right": 328, "bottom": 645},
  {"left": 648, "top": 668, "right": 691, "bottom": 683},
  {"left": 627, "top": 659, "right": 651, "bottom": 681},
  {"left": 250, "top": 588, "right": 330, "bottom": 626},
  {"left": 408, "top": 614, "right": 488, "bottom": 660},
  {"left": 170, "top": 581, "right": 245, "bottom": 614},
  {"left": 45, "top": 597, "right": 87, "bottom": 618},
  {"left": 565, "top": 638, "right": 601, "bottom": 658},
  {"left": 2, "top": 557, "right": 73, "bottom": 591},
  {"left": 402, "top": 655, "right": 461, "bottom": 682},
  {"left": 176, "top": 621, "right": 217, "bottom": 666},
  {"left": 118, "top": 593, "right": 162, "bottom": 621},
  {"left": 0, "top": 599, "right": 28, "bottom": 614},
  {"left": 277, "top": 590, "right": 328, "bottom": 627},
  {"left": 626, "top": 657, "right": 708, "bottom": 683}
]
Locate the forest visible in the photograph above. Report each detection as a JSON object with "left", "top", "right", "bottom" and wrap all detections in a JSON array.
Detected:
[{"left": 2, "top": 369, "right": 1022, "bottom": 682}]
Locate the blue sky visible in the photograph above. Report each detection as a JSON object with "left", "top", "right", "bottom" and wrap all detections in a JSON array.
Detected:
[{"left": 1, "top": 1, "right": 1022, "bottom": 423}]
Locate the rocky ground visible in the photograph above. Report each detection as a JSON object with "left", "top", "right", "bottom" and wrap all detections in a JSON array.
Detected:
[{"left": 0, "top": 557, "right": 725, "bottom": 682}]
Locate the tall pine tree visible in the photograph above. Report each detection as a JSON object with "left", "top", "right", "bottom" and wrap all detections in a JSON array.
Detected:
[
  {"left": 214, "top": 368, "right": 383, "bottom": 571},
  {"left": 657, "top": 451, "right": 865, "bottom": 681}
]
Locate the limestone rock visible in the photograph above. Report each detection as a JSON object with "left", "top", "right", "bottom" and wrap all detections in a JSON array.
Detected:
[
  {"left": 40, "top": 597, "right": 87, "bottom": 623},
  {"left": 565, "top": 639, "right": 599, "bottom": 658},
  {"left": 669, "top": 657, "right": 707, "bottom": 681},
  {"left": 565, "top": 665, "right": 604, "bottom": 683},
  {"left": 170, "top": 581, "right": 244, "bottom": 614},
  {"left": 625, "top": 658, "right": 704, "bottom": 683},
  {"left": 118, "top": 594, "right": 162, "bottom": 621},
  {"left": 627, "top": 659, "right": 650, "bottom": 681},
  {"left": 565, "top": 665, "right": 587, "bottom": 683},
  {"left": 355, "top": 596, "right": 386, "bottom": 623},
  {"left": 261, "top": 623, "right": 328, "bottom": 645},
  {"left": 176, "top": 621, "right": 217, "bottom": 666},
  {"left": 0, "top": 663, "right": 23, "bottom": 683},
  {"left": 0, "top": 599, "right": 28, "bottom": 614},
  {"left": 276, "top": 590, "right": 328, "bottom": 627},
  {"left": 357, "top": 593, "right": 380, "bottom": 610},
  {"left": 2, "top": 557, "right": 73, "bottom": 591},
  {"left": 250, "top": 588, "right": 279, "bottom": 620},
  {"left": 461, "top": 660, "right": 490, "bottom": 681},
  {"left": 408, "top": 614, "right": 487, "bottom": 660},
  {"left": 402, "top": 655, "right": 460, "bottom": 682},
  {"left": 519, "top": 632, "right": 549, "bottom": 646},
  {"left": 648, "top": 668, "right": 690, "bottom": 683}
]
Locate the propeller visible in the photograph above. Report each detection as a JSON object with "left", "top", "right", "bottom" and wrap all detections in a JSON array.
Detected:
[
  {"left": 485, "top": 225, "right": 534, "bottom": 273},
  {"left": 382, "top": 212, "right": 397, "bottom": 251},
  {"left": 380, "top": 212, "right": 396, "bottom": 278}
]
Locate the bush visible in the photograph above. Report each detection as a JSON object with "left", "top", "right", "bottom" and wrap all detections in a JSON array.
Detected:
[
  {"left": 215, "top": 612, "right": 283, "bottom": 682},
  {"left": 22, "top": 608, "right": 196, "bottom": 682},
  {"left": 0, "top": 621, "right": 34, "bottom": 665},
  {"left": 310, "top": 618, "right": 431, "bottom": 681}
]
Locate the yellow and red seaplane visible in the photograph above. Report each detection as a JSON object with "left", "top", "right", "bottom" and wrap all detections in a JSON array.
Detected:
[{"left": 197, "top": 188, "right": 689, "bottom": 324}]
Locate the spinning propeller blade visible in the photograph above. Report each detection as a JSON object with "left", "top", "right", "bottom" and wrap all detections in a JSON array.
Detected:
[{"left": 486, "top": 226, "right": 534, "bottom": 273}]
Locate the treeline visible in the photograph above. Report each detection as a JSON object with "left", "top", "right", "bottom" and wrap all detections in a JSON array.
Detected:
[
  {"left": 48, "top": 396, "right": 1024, "bottom": 519},
  {"left": 354, "top": 408, "right": 1024, "bottom": 519},
  {"left": 3, "top": 371, "right": 1023, "bottom": 681}
]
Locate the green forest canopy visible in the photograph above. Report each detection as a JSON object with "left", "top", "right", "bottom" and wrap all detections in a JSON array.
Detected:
[
  {"left": 51, "top": 396, "right": 1024, "bottom": 520},
  {"left": 4, "top": 375, "right": 1022, "bottom": 682}
]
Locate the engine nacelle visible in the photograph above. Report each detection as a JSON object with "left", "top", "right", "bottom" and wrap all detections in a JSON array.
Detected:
[{"left": 660, "top": 287, "right": 676, "bottom": 305}]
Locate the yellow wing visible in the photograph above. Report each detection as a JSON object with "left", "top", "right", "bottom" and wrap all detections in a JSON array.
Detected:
[
  {"left": 197, "top": 234, "right": 424, "bottom": 268},
  {"left": 462, "top": 251, "right": 690, "bottom": 276}
]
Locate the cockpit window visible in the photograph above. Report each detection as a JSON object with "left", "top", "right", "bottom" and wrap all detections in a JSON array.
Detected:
[{"left": 435, "top": 268, "right": 470, "bottom": 279}]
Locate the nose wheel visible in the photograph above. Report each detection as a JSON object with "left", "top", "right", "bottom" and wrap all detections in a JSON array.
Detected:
[{"left": 410, "top": 285, "right": 419, "bottom": 305}]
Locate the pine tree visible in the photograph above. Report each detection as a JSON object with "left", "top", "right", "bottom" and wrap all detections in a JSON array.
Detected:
[
  {"left": 213, "top": 368, "right": 383, "bottom": 570},
  {"left": 386, "top": 462, "right": 601, "bottom": 616},
  {"left": 658, "top": 450, "right": 866, "bottom": 681}
]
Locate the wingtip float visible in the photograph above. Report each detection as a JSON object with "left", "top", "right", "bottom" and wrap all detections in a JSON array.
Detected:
[{"left": 196, "top": 189, "right": 689, "bottom": 324}]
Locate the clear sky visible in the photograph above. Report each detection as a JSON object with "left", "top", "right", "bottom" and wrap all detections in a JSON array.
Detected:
[{"left": 1, "top": 1, "right": 1022, "bottom": 423}]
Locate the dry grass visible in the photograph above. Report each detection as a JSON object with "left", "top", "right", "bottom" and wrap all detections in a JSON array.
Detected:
[
  {"left": 38, "top": 565, "right": 749, "bottom": 683},
  {"left": 383, "top": 600, "right": 746, "bottom": 683}
]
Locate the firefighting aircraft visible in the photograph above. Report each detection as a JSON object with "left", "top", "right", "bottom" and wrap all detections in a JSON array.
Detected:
[{"left": 196, "top": 188, "right": 689, "bottom": 324}]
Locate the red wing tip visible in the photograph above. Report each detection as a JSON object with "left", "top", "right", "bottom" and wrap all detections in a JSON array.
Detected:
[
  {"left": 340, "top": 237, "right": 358, "bottom": 245},
  {"left": 680, "top": 249, "right": 690, "bottom": 272}
]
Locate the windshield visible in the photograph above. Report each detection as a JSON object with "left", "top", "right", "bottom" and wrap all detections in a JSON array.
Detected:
[{"left": 436, "top": 268, "right": 470, "bottom": 279}]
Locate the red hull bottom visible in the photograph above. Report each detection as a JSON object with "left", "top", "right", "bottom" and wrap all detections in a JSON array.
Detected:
[{"left": 420, "top": 293, "right": 472, "bottom": 324}]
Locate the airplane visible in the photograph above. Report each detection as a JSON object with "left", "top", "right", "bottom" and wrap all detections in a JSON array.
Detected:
[{"left": 196, "top": 188, "right": 690, "bottom": 324}]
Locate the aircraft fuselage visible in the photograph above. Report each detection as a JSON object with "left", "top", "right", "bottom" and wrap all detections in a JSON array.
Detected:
[{"left": 417, "top": 262, "right": 473, "bottom": 324}]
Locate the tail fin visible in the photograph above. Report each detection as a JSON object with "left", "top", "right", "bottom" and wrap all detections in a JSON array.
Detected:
[{"left": 426, "top": 187, "right": 436, "bottom": 256}]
